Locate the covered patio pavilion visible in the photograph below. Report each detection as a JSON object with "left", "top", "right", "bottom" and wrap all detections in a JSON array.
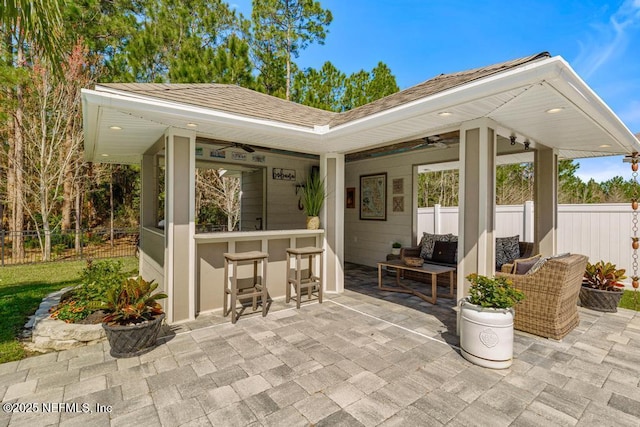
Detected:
[{"left": 81, "top": 51, "right": 640, "bottom": 324}]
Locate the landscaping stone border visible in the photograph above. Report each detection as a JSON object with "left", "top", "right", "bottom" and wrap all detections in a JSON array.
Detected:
[{"left": 23, "top": 287, "right": 106, "bottom": 353}]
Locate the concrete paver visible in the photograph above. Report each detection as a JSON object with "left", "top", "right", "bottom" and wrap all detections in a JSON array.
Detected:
[{"left": 1, "top": 263, "right": 639, "bottom": 426}]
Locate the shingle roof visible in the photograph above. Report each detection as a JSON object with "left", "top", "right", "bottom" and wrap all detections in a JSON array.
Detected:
[
  {"left": 328, "top": 52, "right": 550, "bottom": 127},
  {"left": 98, "top": 82, "right": 337, "bottom": 128},
  {"left": 98, "top": 52, "right": 551, "bottom": 129}
]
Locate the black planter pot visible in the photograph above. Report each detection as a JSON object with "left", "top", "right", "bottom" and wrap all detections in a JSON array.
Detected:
[
  {"left": 102, "top": 313, "right": 165, "bottom": 358},
  {"left": 579, "top": 286, "right": 623, "bottom": 313}
]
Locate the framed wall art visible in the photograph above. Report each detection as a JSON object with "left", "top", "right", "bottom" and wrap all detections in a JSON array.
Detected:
[
  {"left": 346, "top": 187, "right": 356, "bottom": 209},
  {"left": 392, "top": 178, "right": 404, "bottom": 194},
  {"left": 392, "top": 196, "right": 404, "bottom": 212},
  {"left": 360, "top": 173, "right": 387, "bottom": 220}
]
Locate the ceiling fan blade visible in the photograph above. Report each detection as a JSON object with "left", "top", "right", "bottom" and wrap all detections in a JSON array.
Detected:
[{"left": 241, "top": 144, "right": 255, "bottom": 153}]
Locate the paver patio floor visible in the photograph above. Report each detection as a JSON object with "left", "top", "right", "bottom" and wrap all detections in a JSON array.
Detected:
[{"left": 1, "top": 263, "right": 639, "bottom": 426}]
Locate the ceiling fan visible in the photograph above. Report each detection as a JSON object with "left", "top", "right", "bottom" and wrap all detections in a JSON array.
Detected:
[
  {"left": 225, "top": 142, "right": 255, "bottom": 153},
  {"left": 411, "top": 135, "right": 448, "bottom": 149}
]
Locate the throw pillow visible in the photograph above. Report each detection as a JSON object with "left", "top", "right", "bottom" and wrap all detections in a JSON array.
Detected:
[
  {"left": 431, "top": 241, "right": 457, "bottom": 264},
  {"left": 449, "top": 235, "right": 459, "bottom": 262},
  {"left": 420, "top": 232, "right": 452, "bottom": 260},
  {"left": 524, "top": 252, "right": 570, "bottom": 275},
  {"left": 513, "top": 255, "right": 541, "bottom": 275},
  {"left": 526, "top": 256, "right": 548, "bottom": 275},
  {"left": 495, "top": 235, "right": 520, "bottom": 269}
]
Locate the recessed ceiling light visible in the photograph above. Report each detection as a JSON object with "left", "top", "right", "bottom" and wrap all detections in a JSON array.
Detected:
[
  {"left": 187, "top": 123, "right": 198, "bottom": 127},
  {"left": 101, "top": 153, "right": 109, "bottom": 157},
  {"left": 109, "top": 126, "right": 122, "bottom": 130},
  {"left": 438, "top": 112, "right": 453, "bottom": 117},
  {"left": 599, "top": 144, "right": 611, "bottom": 148},
  {"left": 545, "top": 108, "right": 564, "bottom": 114}
]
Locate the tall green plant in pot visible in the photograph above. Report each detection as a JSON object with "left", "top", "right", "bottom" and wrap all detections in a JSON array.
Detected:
[
  {"left": 460, "top": 274, "right": 525, "bottom": 369},
  {"left": 299, "top": 173, "right": 326, "bottom": 229},
  {"left": 90, "top": 276, "right": 168, "bottom": 358}
]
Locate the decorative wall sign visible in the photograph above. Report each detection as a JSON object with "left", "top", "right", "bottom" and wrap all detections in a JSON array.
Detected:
[
  {"left": 231, "top": 152, "right": 247, "bottom": 161},
  {"left": 272, "top": 168, "right": 296, "bottom": 181},
  {"left": 393, "top": 196, "right": 404, "bottom": 212},
  {"left": 346, "top": 187, "right": 356, "bottom": 209},
  {"left": 210, "top": 149, "right": 226, "bottom": 159},
  {"left": 195, "top": 147, "right": 203, "bottom": 157},
  {"left": 392, "top": 178, "right": 404, "bottom": 194},
  {"left": 360, "top": 173, "right": 387, "bottom": 221},
  {"left": 252, "top": 154, "right": 266, "bottom": 163}
]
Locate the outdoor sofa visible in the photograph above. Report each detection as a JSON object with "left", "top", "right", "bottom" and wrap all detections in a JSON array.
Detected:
[{"left": 399, "top": 233, "right": 534, "bottom": 284}]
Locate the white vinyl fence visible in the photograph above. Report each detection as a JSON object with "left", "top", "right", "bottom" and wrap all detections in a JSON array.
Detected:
[{"left": 418, "top": 203, "right": 635, "bottom": 279}]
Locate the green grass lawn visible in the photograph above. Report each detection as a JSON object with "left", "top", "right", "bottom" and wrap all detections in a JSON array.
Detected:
[
  {"left": 0, "top": 257, "right": 138, "bottom": 364},
  {"left": 619, "top": 289, "right": 640, "bottom": 311}
]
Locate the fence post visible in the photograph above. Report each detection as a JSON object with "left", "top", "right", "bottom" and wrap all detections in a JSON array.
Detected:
[
  {"left": 523, "top": 201, "right": 535, "bottom": 242},
  {"left": 1, "top": 229, "right": 4, "bottom": 267},
  {"left": 434, "top": 204, "right": 441, "bottom": 234}
]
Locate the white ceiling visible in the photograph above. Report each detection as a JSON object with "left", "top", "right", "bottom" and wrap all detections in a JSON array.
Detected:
[{"left": 82, "top": 56, "right": 639, "bottom": 165}]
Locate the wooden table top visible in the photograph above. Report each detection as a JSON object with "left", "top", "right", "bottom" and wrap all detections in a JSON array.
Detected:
[{"left": 378, "top": 259, "right": 456, "bottom": 274}]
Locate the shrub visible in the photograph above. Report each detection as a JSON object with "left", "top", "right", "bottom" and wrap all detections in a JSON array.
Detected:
[
  {"left": 50, "top": 259, "right": 131, "bottom": 323},
  {"left": 466, "top": 273, "right": 525, "bottom": 309}
]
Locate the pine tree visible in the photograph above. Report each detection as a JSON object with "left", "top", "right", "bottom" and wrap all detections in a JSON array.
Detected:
[{"left": 251, "top": 0, "right": 332, "bottom": 100}]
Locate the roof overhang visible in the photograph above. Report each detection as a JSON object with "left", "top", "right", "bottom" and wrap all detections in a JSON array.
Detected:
[{"left": 82, "top": 55, "right": 640, "bottom": 164}]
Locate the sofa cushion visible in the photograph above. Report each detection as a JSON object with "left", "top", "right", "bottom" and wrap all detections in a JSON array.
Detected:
[
  {"left": 431, "top": 241, "right": 457, "bottom": 264},
  {"left": 449, "top": 235, "right": 459, "bottom": 262},
  {"left": 419, "top": 232, "right": 452, "bottom": 260},
  {"left": 496, "top": 235, "right": 520, "bottom": 269},
  {"left": 513, "top": 255, "right": 541, "bottom": 275}
]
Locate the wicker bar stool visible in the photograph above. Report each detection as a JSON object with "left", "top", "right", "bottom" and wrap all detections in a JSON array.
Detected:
[
  {"left": 286, "top": 247, "right": 324, "bottom": 309},
  {"left": 223, "top": 251, "right": 269, "bottom": 324}
]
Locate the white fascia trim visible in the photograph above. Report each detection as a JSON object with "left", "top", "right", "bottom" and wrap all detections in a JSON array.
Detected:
[
  {"left": 325, "top": 57, "right": 564, "bottom": 139},
  {"left": 325, "top": 56, "right": 639, "bottom": 156},
  {"left": 85, "top": 55, "right": 639, "bottom": 156},
  {"left": 81, "top": 90, "right": 99, "bottom": 161},
  {"left": 88, "top": 87, "right": 322, "bottom": 137},
  {"left": 546, "top": 58, "right": 640, "bottom": 153}
]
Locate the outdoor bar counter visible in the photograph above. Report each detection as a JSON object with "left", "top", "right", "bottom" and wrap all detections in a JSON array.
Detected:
[{"left": 194, "top": 229, "right": 324, "bottom": 315}]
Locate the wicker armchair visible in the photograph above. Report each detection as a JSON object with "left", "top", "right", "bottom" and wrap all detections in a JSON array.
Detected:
[{"left": 496, "top": 254, "right": 588, "bottom": 340}]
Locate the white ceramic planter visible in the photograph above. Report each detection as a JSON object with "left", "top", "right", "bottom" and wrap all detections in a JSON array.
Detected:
[
  {"left": 390, "top": 248, "right": 401, "bottom": 255},
  {"left": 459, "top": 298, "right": 515, "bottom": 369}
]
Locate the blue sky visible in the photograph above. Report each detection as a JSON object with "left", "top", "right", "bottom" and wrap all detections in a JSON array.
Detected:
[{"left": 232, "top": 0, "right": 640, "bottom": 182}]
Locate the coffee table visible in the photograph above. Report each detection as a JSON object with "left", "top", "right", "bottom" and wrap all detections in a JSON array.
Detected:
[{"left": 377, "top": 259, "right": 456, "bottom": 304}]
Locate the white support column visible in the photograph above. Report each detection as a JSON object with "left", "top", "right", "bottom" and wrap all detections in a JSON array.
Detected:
[
  {"left": 164, "top": 128, "right": 196, "bottom": 323},
  {"left": 457, "top": 119, "right": 497, "bottom": 302},
  {"left": 523, "top": 200, "right": 535, "bottom": 243},
  {"left": 320, "top": 153, "right": 345, "bottom": 294},
  {"left": 534, "top": 146, "right": 558, "bottom": 255},
  {"left": 434, "top": 204, "right": 442, "bottom": 234}
]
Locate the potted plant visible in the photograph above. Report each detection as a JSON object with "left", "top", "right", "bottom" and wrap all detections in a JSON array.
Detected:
[
  {"left": 91, "top": 276, "right": 168, "bottom": 357},
  {"left": 459, "top": 273, "right": 525, "bottom": 369},
  {"left": 299, "top": 173, "right": 326, "bottom": 230},
  {"left": 580, "top": 260, "right": 626, "bottom": 312},
  {"left": 391, "top": 242, "right": 402, "bottom": 255}
]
